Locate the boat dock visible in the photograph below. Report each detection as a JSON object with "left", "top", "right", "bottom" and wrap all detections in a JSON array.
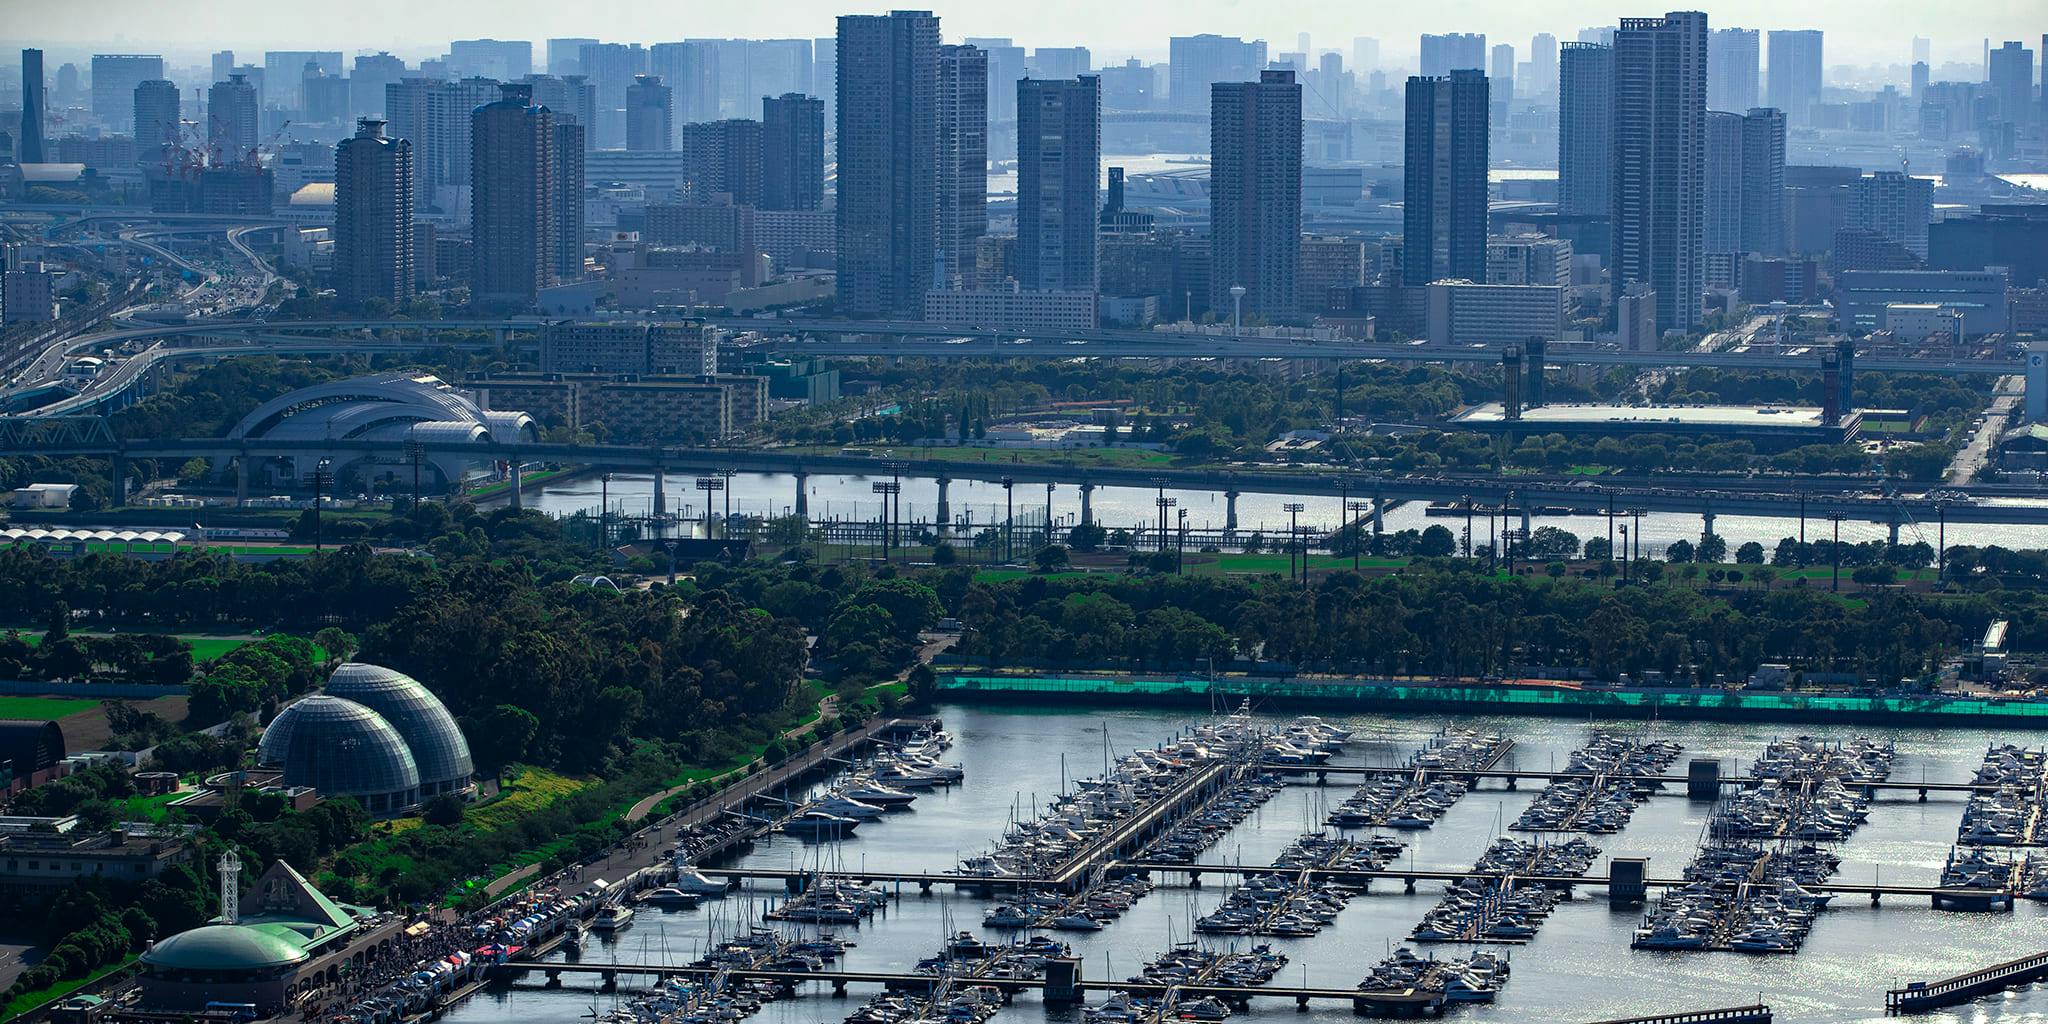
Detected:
[
  {"left": 1886, "top": 948, "right": 2048, "bottom": 1014},
  {"left": 1582, "top": 1006, "right": 1773, "bottom": 1024},
  {"left": 1267, "top": 763, "right": 1990, "bottom": 799}
]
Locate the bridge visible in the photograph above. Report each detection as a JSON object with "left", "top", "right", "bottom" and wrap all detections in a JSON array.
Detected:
[{"left": 1886, "top": 948, "right": 2048, "bottom": 1014}]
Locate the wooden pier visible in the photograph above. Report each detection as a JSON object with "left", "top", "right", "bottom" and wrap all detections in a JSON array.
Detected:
[{"left": 1886, "top": 948, "right": 2048, "bottom": 1014}]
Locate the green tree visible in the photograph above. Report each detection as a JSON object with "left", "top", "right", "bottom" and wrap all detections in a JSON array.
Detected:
[
  {"left": 1034, "top": 545, "right": 1071, "bottom": 572},
  {"left": 1417, "top": 524, "right": 1457, "bottom": 558}
]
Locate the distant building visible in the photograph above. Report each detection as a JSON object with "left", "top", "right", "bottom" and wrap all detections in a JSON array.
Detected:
[
  {"left": 1169, "top": 35, "right": 1267, "bottom": 113},
  {"left": 1298, "top": 236, "right": 1367, "bottom": 315},
  {"left": 332, "top": 119, "right": 415, "bottom": 308},
  {"left": 91, "top": 54, "right": 163, "bottom": 134},
  {"left": 835, "top": 10, "right": 938, "bottom": 318},
  {"left": 137, "top": 861, "right": 388, "bottom": 1014},
  {"left": 19, "top": 49, "right": 46, "bottom": 164},
  {"left": 1015, "top": 76, "right": 1101, "bottom": 294},
  {"left": 1704, "top": 108, "right": 1785, "bottom": 257},
  {"left": 1849, "top": 171, "right": 1935, "bottom": 259},
  {"left": 1708, "top": 28, "right": 1758, "bottom": 112},
  {"left": 1929, "top": 206, "right": 2048, "bottom": 287},
  {"left": 679, "top": 119, "right": 763, "bottom": 206},
  {"left": 208, "top": 74, "right": 260, "bottom": 165},
  {"left": 1765, "top": 29, "right": 1823, "bottom": 124},
  {"left": 1556, "top": 43, "right": 1613, "bottom": 219},
  {"left": 1835, "top": 269, "right": 2008, "bottom": 336},
  {"left": 936, "top": 44, "right": 988, "bottom": 289},
  {"left": 624, "top": 74, "right": 673, "bottom": 151},
  {"left": 923, "top": 288, "right": 1099, "bottom": 332},
  {"left": 1210, "top": 69, "right": 1302, "bottom": 322},
  {"left": 1617, "top": 283, "right": 1658, "bottom": 351},
  {"left": 539, "top": 320, "right": 718, "bottom": 375},
  {"left": 132, "top": 79, "right": 181, "bottom": 163},
  {"left": 1420, "top": 33, "right": 1487, "bottom": 77},
  {"left": 1486, "top": 236, "right": 1573, "bottom": 286},
  {"left": 1425, "top": 279, "right": 1565, "bottom": 345}
]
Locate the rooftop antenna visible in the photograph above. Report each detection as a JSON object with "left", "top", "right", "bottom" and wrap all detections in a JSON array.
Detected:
[{"left": 218, "top": 849, "right": 242, "bottom": 924}]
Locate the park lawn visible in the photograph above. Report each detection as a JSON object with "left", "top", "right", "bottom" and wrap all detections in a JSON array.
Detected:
[
  {"left": 0, "top": 955, "right": 137, "bottom": 1021},
  {"left": 0, "top": 695, "right": 102, "bottom": 719},
  {"left": 972, "top": 568, "right": 1092, "bottom": 583},
  {"left": 12, "top": 631, "right": 304, "bottom": 662},
  {"left": 106, "top": 788, "right": 194, "bottom": 824},
  {"left": 467, "top": 467, "right": 575, "bottom": 499},
  {"left": 461, "top": 766, "right": 594, "bottom": 833}
]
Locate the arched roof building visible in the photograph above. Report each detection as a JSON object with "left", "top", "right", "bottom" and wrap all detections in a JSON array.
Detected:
[
  {"left": 323, "top": 663, "right": 474, "bottom": 796},
  {"left": 224, "top": 372, "right": 535, "bottom": 486},
  {"left": 257, "top": 695, "right": 420, "bottom": 815}
]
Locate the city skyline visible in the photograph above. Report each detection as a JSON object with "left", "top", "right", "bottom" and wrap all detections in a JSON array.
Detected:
[{"left": 6, "top": 0, "right": 2031, "bottom": 69}]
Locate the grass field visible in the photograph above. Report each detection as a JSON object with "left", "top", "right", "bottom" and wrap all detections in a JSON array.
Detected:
[
  {"left": 106, "top": 787, "right": 193, "bottom": 823},
  {"left": 14, "top": 631, "right": 316, "bottom": 663},
  {"left": 0, "top": 695, "right": 102, "bottom": 719},
  {"left": 0, "top": 955, "right": 137, "bottom": 1021}
]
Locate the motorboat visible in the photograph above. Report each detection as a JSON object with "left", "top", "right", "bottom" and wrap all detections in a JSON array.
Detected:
[
  {"left": 637, "top": 887, "right": 701, "bottom": 909},
  {"left": 592, "top": 903, "right": 635, "bottom": 931},
  {"left": 843, "top": 780, "right": 918, "bottom": 807},
  {"left": 815, "top": 795, "right": 887, "bottom": 819},
  {"left": 670, "top": 868, "right": 735, "bottom": 896},
  {"left": 781, "top": 811, "right": 861, "bottom": 838}
]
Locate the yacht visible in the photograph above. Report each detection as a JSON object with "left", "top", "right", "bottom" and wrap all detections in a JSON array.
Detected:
[
  {"left": 781, "top": 811, "right": 861, "bottom": 838},
  {"left": 592, "top": 903, "right": 635, "bottom": 931},
  {"left": 815, "top": 795, "right": 886, "bottom": 819},
  {"left": 637, "top": 887, "right": 701, "bottom": 909},
  {"left": 670, "top": 868, "right": 735, "bottom": 896},
  {"left": 843, "top": 780, "right": 918, "bottom": 807}
]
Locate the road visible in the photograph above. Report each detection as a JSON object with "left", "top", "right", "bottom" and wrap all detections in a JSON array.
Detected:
[{"left": 1946, "top": 374, "right": 2024, "bottom": 485}]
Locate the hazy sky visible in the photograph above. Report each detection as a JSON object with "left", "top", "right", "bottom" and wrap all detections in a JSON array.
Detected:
[{"left": 3, "top": 0, "right": 2033, "bottom": 67}]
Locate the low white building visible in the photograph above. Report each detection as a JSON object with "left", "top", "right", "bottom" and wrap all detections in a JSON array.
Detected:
[
  {"left": 922, "top": 288, "right": 1099, "bottom": 333},
  {"left": 1883, "top": 302, "right": 1962, "bottom": 342},
  {"left": 10, "top": 483, "right": 78, "bottom": 508},
  {"left": 1425, "top": 279, "right": 1565, "bottom": 346}
]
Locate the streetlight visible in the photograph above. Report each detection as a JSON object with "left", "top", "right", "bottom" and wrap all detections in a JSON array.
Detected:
[
  {"left": 696, "top": 476, "right": 724, "bottom": 541},
  {"left": 1630, "top": 508, "right": 1646, "bottom": 566},
  {"left": 1176, "top": 507, "right": 1189, "bottom": 574},
  {"left": 1156, "top": 495, "right": 1178, "bottom": 555},
  {"left": 311, "top": 458, "right": 332, "bottom": 553},
  {"left": 1828, "top": 512, "right": 1847, "bottom": 592},
  {"left": 1045, "top": 482, "right": 1056, "bottom": 548},
  {"left": 1346, "top": 500, "right": 1370, "bottom": 571},
  {"left": 871, "top": 480, "right": 900, "bottom": 561},
  {"left": 1619, "top": 523, "right": 1630, "bottom": 583},
  {"left": 1936, "top": 499, "right": 1949, "bottom": 583},
  {"left": 403, "top": 436, "right": 425, "bottom": 510},
  {"left": 599, "top": 471, "right": 612, "bottom": 547},
  {"left": 1284, "top": 502, "right": 1306, "bottom": 585}
]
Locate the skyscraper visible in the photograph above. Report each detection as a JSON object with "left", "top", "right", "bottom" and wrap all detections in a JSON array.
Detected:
[
  {"left": 578, "top": 42, "right": 648, "bottom": 149},
  {"left": 351, "top": 53, "right": 407, "bottom": 118},
  {"left": 1708, "top": 28, "right": 1759, "bottom": 112},
  {"left": 383, "top": 78, "right": 438, "bottom": 213},
  {"left": 208, "top": 75, "right": 260, "bottom": 164},
  {"left": 1987, "top": 42, "right": 2035, "bottom": 124},
  {"left": 966, "top": 38, "right": 1026, "bottom": 124},
  {"left": 936, "top": 45, "right": 988, "bottom": 289},
  {"left": 470, "top": 84, "right": 557, "bottom": 307},
  {"left": 211, "top": 50, "right": 235, "bottom": 88},
  {"left": 836, "top": 10, "right": 938, "bottom": 317},
  {"left": 1211, "top": 69, "right": 1302, "bottom": 322},
  {"left": 1420, "top": 33, "right": 1486, "bottom": 77},
  {"left": 1016, "top": 76, "right": 1101, "bottom": 293},
  {"left": 1613, "top": 11, "right": 1708, "bottom": 333},
  {"left": 132, "top": 79, "right": 182, "bottom": 160},
  {"left": 547, "top": 39, "right": 597, "bottom": 77},
  {"left": 448, "top": 39, "right": 532, "bottom": 81},
  {"left": 334, "top": 118, "right": 415, "bottom": 307},
  {"left": 813, "top": 36, "right": 837, "bottom": 126},
  {"left": 1739, "top": 108, "right": 1786, "bottom": 256},
  {"left": 762, "top": 93, "right": 825, "bottom": 211},
  {"left": 625, "top": 75, "right": 674, "bottom": 150},
  {"left": 1169, "top": 35, "right": 1267, "bottom": 113},
  {"left": 1403, "top": 70, "right": 1490, "bottom": 286},
  {"left": 1765, "top": 29, "right": 1823, "bottom": 124},
  {"left": 92, "top": 54, "right": 164, "bottom": 134},
  {"left": 1489, "top": 44, "right": 1516, "bottom": 121},
  {"left": 553, "top": 121, "right": 586, "bottom": 281},
  {"left": 1557, "top": 42, "right": 1614, "bottom": 217},
  {"left": 679, "top": 119, "right": 763, "bottom": 204},
  {"left": 426, "top": 77, "right": 504, "bottom": 194},
  {"left": 19, "top": 49, "right": 45, "bottom": 164},
  {"left": 1528, "top": 34, "right": 1559, "bottom": 97}
]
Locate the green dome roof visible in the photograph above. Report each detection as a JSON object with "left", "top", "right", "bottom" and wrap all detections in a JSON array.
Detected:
[{"left": 142, "top": 925, "right": 309, "bottom": 972}]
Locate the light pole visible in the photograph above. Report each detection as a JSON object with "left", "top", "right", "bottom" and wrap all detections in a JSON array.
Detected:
[
  {"left": 696, "top": 476, "right": 724, "bottom": 541},
  {"left": 1346, "top": 500, "right": 1370, "bottom": 571},
  {"left": 1619, "top": 524, "right": 1630, "bottom": 583},
  {"left": 1230, "top": 284, "right": 1246, "bottom": 333},
  {"left": 1284, "top": 502, "right": 1306, "bottom": 585},
  {"left": 872, "top": 481, "right": 900, "bottom": 561},
  {"left": 1156, "top": 495, "right": 1178, "bottom": 556},
  {"left": 1630, "top": 508, "right": 1646, "bottom": 565},
  {"left": 1936, "top": 500, "right": 1948, "bottom": 583},
  {"left": 599, "top": 471, "right": 612, "bottom": 547},
  {"left": 1177, "top": 507, "right": 1189, "bottom": 574},
  {"left": 1045, "top": 482, "right": 1056, "bottom": 548},
  {"left": 1001, "top": 477, "right": 1015, "bottom": 563},
  {"left": 311, "top": 458, "right": 331, "bottom": 553},
  {"left": 403, "top": 436, "right": 424, "bottom": 510},
  {"left": 1828, "top": 512, "right": 1847, "bottom": 592}
]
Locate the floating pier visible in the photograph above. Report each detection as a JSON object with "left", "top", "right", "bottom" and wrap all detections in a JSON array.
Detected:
[{"left": 1886, "top": 948, "right": 2048, "bottom": 1014}]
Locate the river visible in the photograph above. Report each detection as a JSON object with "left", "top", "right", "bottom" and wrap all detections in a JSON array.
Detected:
[
  {"left": 521, "top": 471, "right": 2048, "bottom": 558},
  {"left": 438, "top": 704, "right": 2048, "bottom": 1024}
]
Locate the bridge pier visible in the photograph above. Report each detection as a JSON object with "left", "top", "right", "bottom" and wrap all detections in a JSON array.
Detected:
[
  {"left": 935, "top": 475, "right": 951, "bottom": 534},
  {"left": 794, "top": 471, "right": 809, "bottom": 524},
  {"left": 235, "top": 458, "right": 249, "bottom": 508},
  {"left": 1888, "top": 517, "right": 1901, "bottom": 547},
  {"left": 1080, "top": 482, "right": 1095, "bottom": 526},
  {"left": 1043, "top": 958, "right": 1084, "bottom": 1006},
  {"left": 1372, "top": 495, "right": 1385, "bottom": 536},
  {"left": 653, "top": 465, "right": 666, "bottom": 517},
  {"left": 1225, "top": 490, "right": 1240, "bottom": 533},
  {"left": 109, "top": 455, "right": 127, "bottom": 507},
  {"left": 508, "top": 462, "right": 523, "bottom": 510},
  {"left": 1702, "top": 508, "right": 1716, "bottom": 543}
]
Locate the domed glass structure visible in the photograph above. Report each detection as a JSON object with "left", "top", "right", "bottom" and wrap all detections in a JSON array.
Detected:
[
  {"left": 257, "top": 695, "right": 420, "bottom": 814},
  {"left": 323, "top": 663, "right": 475, "bottom": 796},
  {"left": 140, "top": 924, "right": 309, "bottom": 973}
]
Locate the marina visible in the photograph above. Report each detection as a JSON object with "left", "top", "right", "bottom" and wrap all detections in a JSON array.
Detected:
[{"left": 403, "top": 706, "right": 2048, "bottom": 1023}]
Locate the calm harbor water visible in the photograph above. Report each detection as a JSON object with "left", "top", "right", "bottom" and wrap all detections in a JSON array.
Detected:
[
  {"left": 441, "top": 705, "right": 2048, "bottom": 1024},
  {"left": 524, "top": 471, "right": 2048, "bottom": 558}
]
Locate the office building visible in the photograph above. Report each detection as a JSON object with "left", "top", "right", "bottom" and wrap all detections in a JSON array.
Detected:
[
  {"left": 1849, "top": 171, "right": 1934, "bottom": 259},
  {"left": 1403, "top": 70, "right": 1490, "bottom": 286},
  {"left": 548, "top": 39, "right": 598, "bottom": 77},
  {"left": 448, "top": 39, "right": 531, "bottom": 81},
  {"left": 1169, "top": 35, "right": 1267, "bottom": 113},
  {"left": 539, "top": 321, "right": 717, "bottom": 375},
  {"left": 1528, "top": 34, "right": 1560, "bottom": 97},
  {"left": 264, "top": 50, "right": 342, "bottom": 109},
  {"left": 333, "top": 119, "right": 415, "bottom": 307},
  {"left": 1987, "top": 41, "right": 2035, "bottom": 124},
  {"left": 19, "top": 49, "right": 45, "bottom": 164},
  {"left": 470, "top": 84, "right": 556, "bottom": 307},
  {"left": 1612, "top": 11, "right": 1707, "bottom": 333},
  {"left": 1426, "top": 280, "right": 1565, "bottom": 345},
  {"left": 301, "top": 65, "right": 351, "bottom": 125},
  {"left": 92, "top": 54, "right": 164, "bottom": 134},
  {"left": 625, "top": 75, "right": 673, "bottom": 151},
  {"left": 578, "top": 42, "right": 648, "bottom": 149},
  {"left": 967, "top": 38, "right": 1026, "bottom": 124},
  {"left": 1929, "top": 206, "right": 2048, "bottom": 287},
  {"left": 208, "top": 74, "right": 260, "bottom": 165},
  {"left": 1016, "top": 77, "right": 1101, "bottom": 294},
  {"left": 937, "top": 44, "right": 988, "bottom": 289},
  {"left": 522, "top": 74, "right": 597, "bottom": 135},
  {"left": 1708, "top": 28, "right": 1758, "bottom": 112},
  {"left": 1420, "top": 33, "right": 1487, "bottom": 76},
  {"left": 2, "top": 263, "right": 59, "bottom": 325},
  {"left": 761, "top": 94, "right": 824, "bottom": 212},
  {"left": 351, "top": 53, "right": 406, "bottom": 118},
  {"left": 836, "top": 11, "right": 939, "bottom": 318},
  {"left": 1557, "top": 42, "right": 1613, "bottom": 218},
  {"left": 679, "top": 118, "right": 763, "bottom": 205},
  {"left": 1029, "top": 47, "right": 1091, "bottom": 81},
  {"left": 1705, "top": 107, "right": 1784, "bottom": 256},
  {"left": 922, "top": 288, "right": 1099, "bottom": 332},
  {"left": 1765, "top": 29, "right": 1823, "bottom": 124},
  {"left": 1490, "top": 44, "right": 1516, "bottom": 121},
  {"left": 1835, "top": 269, "right": 2008, "bottom": 335},
  {"left": 424, "top": 76, "right": 504, "bottom": 195},
  {"left": 1487, "top": 236, "right": 1573, "bottom": 286},
  {"left": 813, "top": 36, "right": 837, "bottom": 126},
  {"left": 1210, "top": 69, "right": 1302, "bottom": 322},
  {"left": 1299, "top": 236, "right": 1367, "bottom": 313},
  {"left": 133, "top": 79, "right": 182, "bottom": 160}
]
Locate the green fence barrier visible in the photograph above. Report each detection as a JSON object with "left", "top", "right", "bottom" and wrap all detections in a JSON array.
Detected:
[{"left": 936, "top": 674, "right": 2048, "bottom": 724}]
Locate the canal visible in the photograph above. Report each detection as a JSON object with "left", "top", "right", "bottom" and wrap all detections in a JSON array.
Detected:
[
  {"left": 519, "top": 471, "right": 2048, "bottom": 559},
  {"left": 439, "top": 704, "right": 2048, "bottom": 1023}
]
